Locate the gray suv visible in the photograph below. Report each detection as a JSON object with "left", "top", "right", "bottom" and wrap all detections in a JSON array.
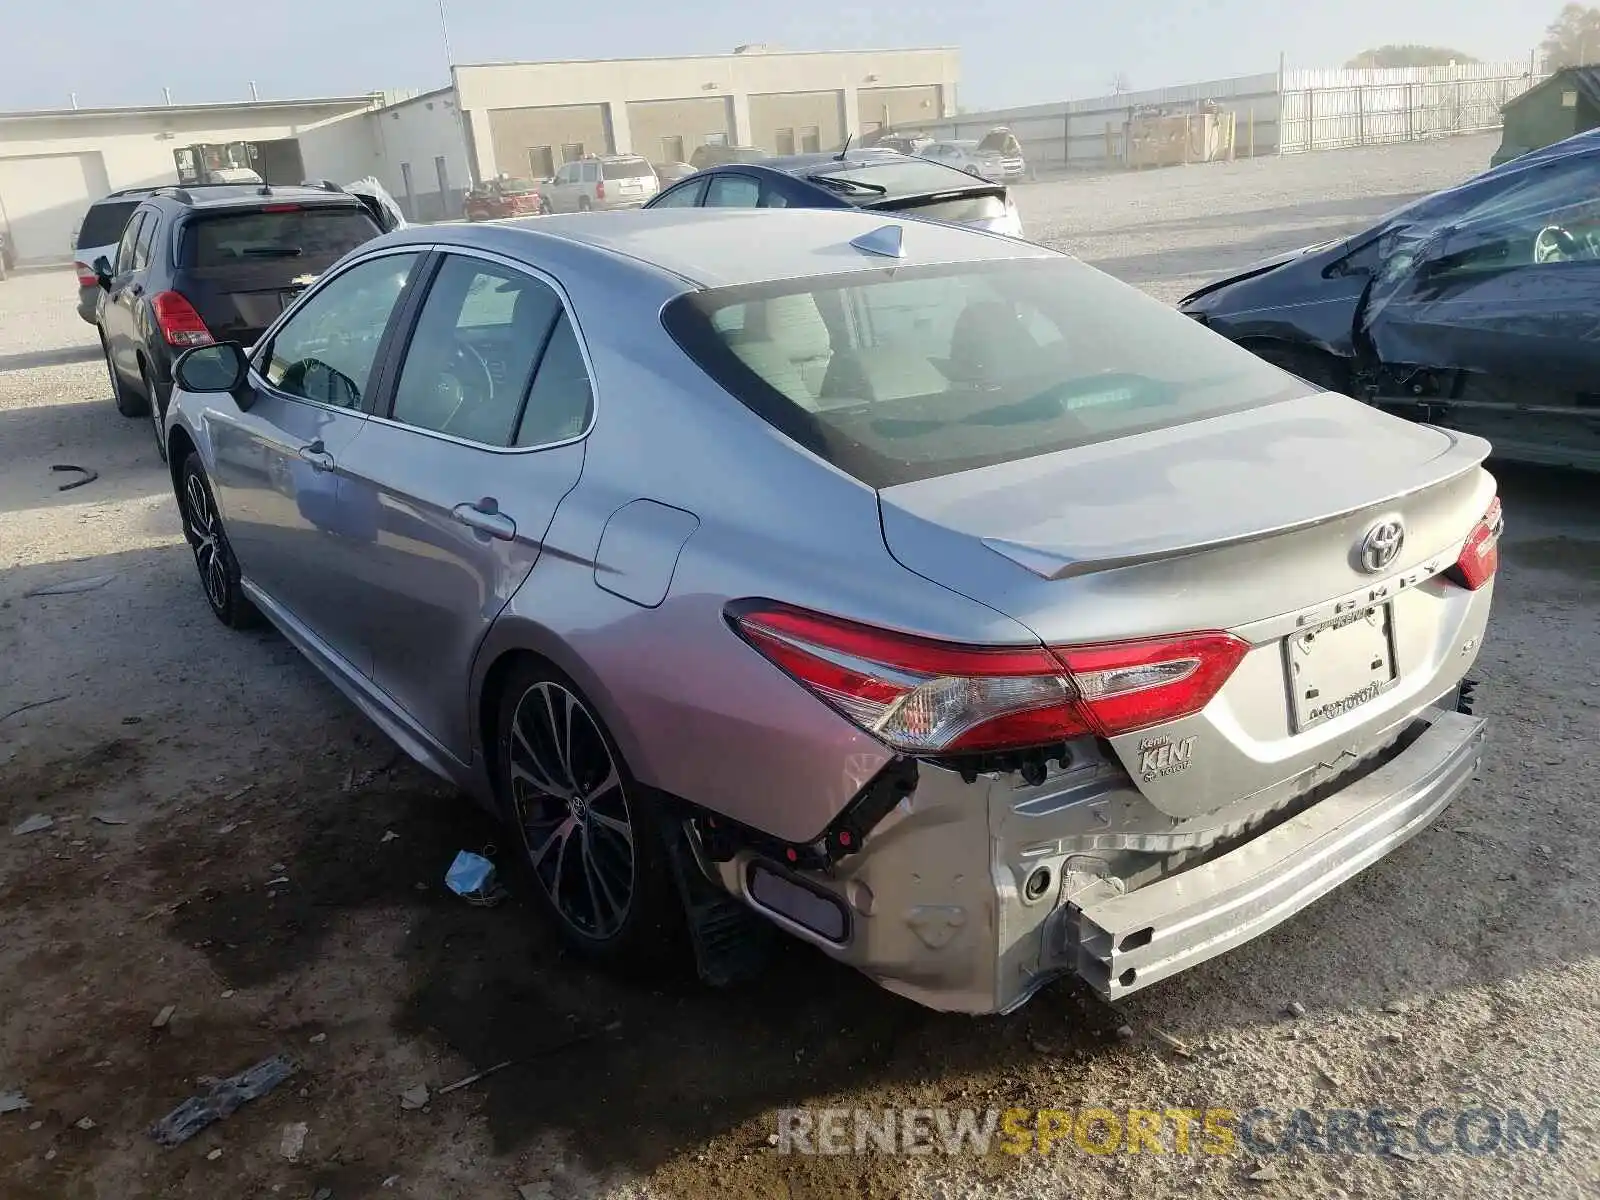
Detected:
[{"left": 542, "top": 155, "right": 659, "bottom": 212}]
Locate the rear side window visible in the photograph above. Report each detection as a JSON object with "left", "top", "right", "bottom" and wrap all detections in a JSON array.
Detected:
[
  {"left": 78, "top": 200, "right": 141, "bottom": 249},
  {"left": 663, "top": 257, "right": 1307, "bottom": 488},
  {"left": 603, "top": 158, "right": 653, "bottom": 179},
  {"left": 181, "top": 206, "right": 379, "bottom": 266}
]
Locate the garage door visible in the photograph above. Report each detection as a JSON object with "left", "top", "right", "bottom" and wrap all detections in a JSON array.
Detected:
[{"left": 0, "top": 152, "right": 107, "bottom": 265}]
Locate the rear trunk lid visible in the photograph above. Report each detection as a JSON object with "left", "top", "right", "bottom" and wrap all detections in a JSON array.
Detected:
[{"left": 878, "top": 394, "right": 1495, "bottom": 818}]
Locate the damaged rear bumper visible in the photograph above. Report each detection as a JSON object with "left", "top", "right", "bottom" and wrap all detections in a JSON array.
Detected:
[
  {"left": 706, "top": 705, "right": 1485, "bottom": 1015},
  {"left": 1061, "top": 709, "right": 1485, "bottom": 1001}
]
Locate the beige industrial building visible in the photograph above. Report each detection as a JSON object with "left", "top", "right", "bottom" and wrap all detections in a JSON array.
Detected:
[{"left": 0, "top": 46, "right": 959, "bottom": 263}]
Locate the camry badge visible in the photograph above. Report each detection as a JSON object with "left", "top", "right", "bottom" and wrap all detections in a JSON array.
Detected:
[{"left": 1359, "top": 517, "right": 1405, "bottom": 573}]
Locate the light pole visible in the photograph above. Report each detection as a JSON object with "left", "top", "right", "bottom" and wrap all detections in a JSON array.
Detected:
[{"left": 436, "top": 0, "right": 455, "bottom": 69}]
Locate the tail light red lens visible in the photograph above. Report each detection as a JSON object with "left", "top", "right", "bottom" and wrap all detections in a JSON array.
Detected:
[
  {"left": 151, "top": 291, "right": 214, "bottom": 348},
  {"left": 1449, "top": 496, "right": 1502, "bottom": 591},
  {"left": 731, "top": 603, "right": 1249, "bottom": 755},
  {"left": 74, "top": 261, "right": 98, "bottom": 288},
  {"left": 595, "top": 178, "right": 606, "bottom": 201}
]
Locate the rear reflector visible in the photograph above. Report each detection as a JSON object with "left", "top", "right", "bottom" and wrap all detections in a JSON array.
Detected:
[
  {"left": 730, "top": 602, "right": 1248, "bottom": 755},
  {"left": 150, "top": 291, "right": 214, "bottom": 348},
  {"left": 74, "top": 261, "right": 98, "bottom": 289},
  {"left": 1449, "top": 496, "right": 1502, "bottom": 591}
]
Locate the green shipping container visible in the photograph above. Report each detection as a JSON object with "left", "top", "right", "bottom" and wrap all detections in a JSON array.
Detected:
[{"left": 1492, "top": 66, "right": 1600, "bottom": 167}]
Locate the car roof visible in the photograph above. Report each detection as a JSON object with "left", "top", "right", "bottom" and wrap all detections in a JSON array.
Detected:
[
  {"left": 146, "top": 183, "right": 367, "bottom": 211},
  {"left": 430, "top": 207, "right": 1053, "bottom": 289}
]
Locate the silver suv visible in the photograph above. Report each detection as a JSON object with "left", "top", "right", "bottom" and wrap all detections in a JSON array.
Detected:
[{"left": 543, "top": 155, "right": 660, "bottom": 212}]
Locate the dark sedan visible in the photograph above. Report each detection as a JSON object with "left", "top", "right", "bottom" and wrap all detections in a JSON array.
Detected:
[
  {"left": 1179, "top": 127, "right": 1600, "bottom": 472},
  {"left": 644, "top": 150, "right": 1025, "bottom": 238}
]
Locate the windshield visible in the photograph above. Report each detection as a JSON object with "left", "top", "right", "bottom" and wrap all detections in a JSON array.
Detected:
[
  {"left": 183, "top": 207, "right": 380, "bottom": 266},
  {"left": 664, "top": 257, "right": 1307, "bottom": 487}
]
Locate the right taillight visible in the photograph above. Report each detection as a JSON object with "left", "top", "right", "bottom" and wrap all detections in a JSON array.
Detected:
[
  {"left": 729, "top": 602, "right": 1248, "bottom": 756},
  {"left": 74, "top": 261, "right": 98, "bottom": 288},
  {"left": 1449, "top": 495, "right": 1503, "bottom": 591}
]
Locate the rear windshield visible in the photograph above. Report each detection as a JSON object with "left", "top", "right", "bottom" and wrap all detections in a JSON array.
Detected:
[
  {"left": 603, "top": 158, "right": 654, "bottom": 179},
  {"left": 663, "top": 257, "right": 1307, "bottom": 488},
  {"left": 181, "top": 206, "right": 380, "bottom": 266},
  {"left": 498, "top": 177, "right": 539, "bottom": 193},
  {"left": 77, "top": 200, "right": 140, "bottom": 249},
  {"left": 808, "top": 158, "right": 993, "bottom": 199}
]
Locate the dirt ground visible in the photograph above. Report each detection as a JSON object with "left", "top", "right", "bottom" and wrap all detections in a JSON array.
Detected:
[{"left": 3, "top": 134, "right": 1598, "bottom": 1200}]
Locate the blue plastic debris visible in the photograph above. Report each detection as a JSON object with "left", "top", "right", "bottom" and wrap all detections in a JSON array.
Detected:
[{"left": 445, "top": 850, "right": 508, "bottom": 907}]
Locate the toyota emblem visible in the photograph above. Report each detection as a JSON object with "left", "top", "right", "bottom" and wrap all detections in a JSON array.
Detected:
[{"left": 1359, "top": 518, "right": 1406, "bottom": 573}]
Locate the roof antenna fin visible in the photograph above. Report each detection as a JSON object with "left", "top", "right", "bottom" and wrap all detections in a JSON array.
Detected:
[{"left": 850, "top": 224, "right": 904, "bottom": 259}]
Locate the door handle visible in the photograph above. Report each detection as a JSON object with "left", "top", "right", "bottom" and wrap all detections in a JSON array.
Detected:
[
  {"left": 451, "top": 497, "right": 516, "bottom": 540},
  {"left": 297, "top": 440, "right": 335, "bottom": 471}
]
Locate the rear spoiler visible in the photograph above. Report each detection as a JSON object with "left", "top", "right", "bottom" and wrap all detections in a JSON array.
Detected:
[{"left": 868, "top": 183, "right": 1008, "bottom": 214}]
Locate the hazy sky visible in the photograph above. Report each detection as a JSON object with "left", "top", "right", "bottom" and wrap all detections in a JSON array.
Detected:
[{"left": 5, "top": 0, "right": 1548, "bottom": 113}]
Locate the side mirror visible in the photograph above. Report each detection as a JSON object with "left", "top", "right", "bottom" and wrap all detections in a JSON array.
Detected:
[
  {"left": 93, "top": 256, "right": 114, "bottom": 290},
  {"left": 174, "top": 342, "right": 251, "bottom": 406}
]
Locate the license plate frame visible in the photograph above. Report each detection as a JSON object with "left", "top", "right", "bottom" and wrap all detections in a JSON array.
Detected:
[{"left": 1284, "top": 602, "right": 1399, "bottom": 732}]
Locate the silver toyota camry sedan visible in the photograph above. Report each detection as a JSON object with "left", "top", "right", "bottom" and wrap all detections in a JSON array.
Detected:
[{"left": 161, "top": 208, "right": 1501, "bottom": 1015}]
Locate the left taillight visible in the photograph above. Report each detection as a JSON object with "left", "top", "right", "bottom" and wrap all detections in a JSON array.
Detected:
[
  {"left": 1449, "top": 496, "right": 1503, "bottom": 591},
  {"left": 74, "top": 261, "right": 98, "bottom": 288},
  {"left": 729, "top": 602, "right": 1248, "bottom": 755},
  {"left": 150, "top": 291, "right": 214, "bottom": 348}
]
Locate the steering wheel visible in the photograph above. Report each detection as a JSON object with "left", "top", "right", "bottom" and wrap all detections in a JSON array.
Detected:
[
  {"left": 1533, "top": 224, "right": 1583, "bottom": 264},
  {"left": 429, "top": 341, "right": 495, "bottom": 432}
]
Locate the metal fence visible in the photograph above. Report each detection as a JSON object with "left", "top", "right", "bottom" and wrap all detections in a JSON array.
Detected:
[
  {"left": 909, "top": 58, "right": 1543, "bottom": 172},
  {"left": 918, "top": 73, "right": 1282, "bottom": 172},
  {"left": 1278, "top": 63, "right": 1543, "bottom": 153}
]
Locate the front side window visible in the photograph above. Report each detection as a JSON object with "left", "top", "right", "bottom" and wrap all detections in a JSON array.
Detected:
[
  {"left": 704, "top": 174, "right": 761, "bottom": 208},
  {"left": 389, "top": 255, "right": 580, "bottom": 447},
  {"left": 664, "top": 257, "right": 1307, "bottom": 488},
  {"left": 263, "top": 252, "right": 420, "bottom": 409},
  {"left": 112, "top": 212, "right": 145, "bottom": 273}
]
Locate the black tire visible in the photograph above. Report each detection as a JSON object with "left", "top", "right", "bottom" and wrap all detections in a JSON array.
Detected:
[
  {"left": 578, "top": 196, "right": 592, "bottom": 212},
  {"left": 494, "top": 659, "right": 682, "bottom": 972},
  {"left": 104, "top": 334, "right": 149, "bottom": 418},
  {"left": 178, "top": 454, "right": 257, "bottom": 630},
  {"left": 142, "top": 361, "right": 168, "bottom": 463}
]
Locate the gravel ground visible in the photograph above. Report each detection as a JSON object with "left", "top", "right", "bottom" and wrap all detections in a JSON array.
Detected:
[{"left": 2, "top": 133, "right": 1597, "bottom": 1200}]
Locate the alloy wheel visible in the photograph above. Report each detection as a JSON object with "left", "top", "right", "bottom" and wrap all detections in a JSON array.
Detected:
[
  {"left": 184, "top": 470, "right": 230, "bottom": 616},
  {"left": 508, "top": 681, "right": 636, "bottom": 940}
]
